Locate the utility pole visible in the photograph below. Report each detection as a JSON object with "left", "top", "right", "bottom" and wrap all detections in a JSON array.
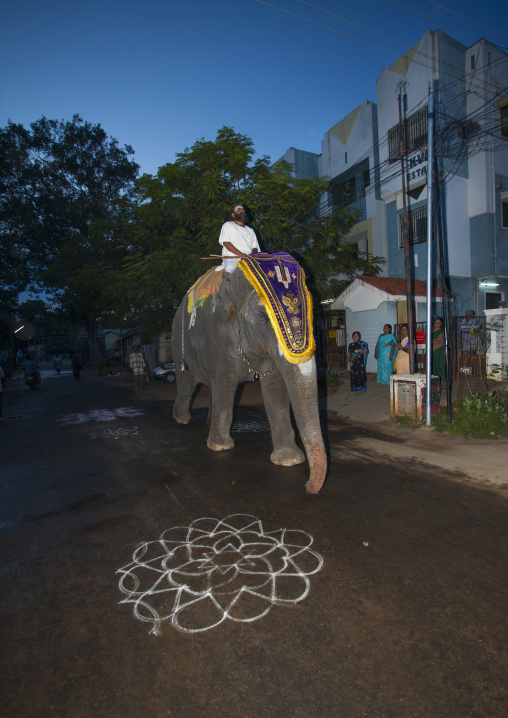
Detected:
[
  {"left": 397, "top": 80, "right": 415, "bottom": 373},
  {"left": 425, "top": 80, "right": 436, "bottom": 426},
  {"left": 433, "top": 117, "right": 453, "bottom": 423}
]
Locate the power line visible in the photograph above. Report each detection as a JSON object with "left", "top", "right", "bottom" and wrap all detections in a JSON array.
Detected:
[
  {"left": 255, "top": 0, "right": 508, "bottom": 101},
  {"left": 385, "top": 0, "right": 476, "bottom": 42},
  {"left": 427, "top": 0, "right": 508, "bottom": 44},
  {"left": 304, "top": 93, "right": 507, "bottom": 222},
  {"left": 296, "top": 0, "right": 409, "bottom": 51},
  {"left": 253, "top": 0, "right": 401, "bottom": 56}
]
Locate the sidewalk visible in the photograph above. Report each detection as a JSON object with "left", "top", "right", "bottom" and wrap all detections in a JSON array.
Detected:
[
  {"left": 323, "top": 374, "right": 508, "bottom": 494},
  {"left": 324, "top": 377, "right": 391, "bottom": 424}
]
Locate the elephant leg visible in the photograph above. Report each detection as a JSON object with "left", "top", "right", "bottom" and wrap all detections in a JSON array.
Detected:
[
  {"left": 207, "top": 386, "right": 213, "bottom": 429},
  {"left": 207, "top": 381, "right": 236, "bottom": 451},
  {"left": 173, "top": 370, "right": 198, "bottom": 425},
  {"left": 260, "top": 369, "right": 305, "bottom": 466}
]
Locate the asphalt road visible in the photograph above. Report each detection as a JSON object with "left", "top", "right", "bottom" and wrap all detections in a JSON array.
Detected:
[{"left": 1, "top": 371, "right": 507, "bottom": 717}]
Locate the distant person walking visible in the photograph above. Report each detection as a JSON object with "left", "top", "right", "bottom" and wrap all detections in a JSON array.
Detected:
[
  {"left": 129, "top": 345, "right": 146, "bottom": 397},
  {"left": 374, "top": 324, "right": 397, "bottom": 384}
]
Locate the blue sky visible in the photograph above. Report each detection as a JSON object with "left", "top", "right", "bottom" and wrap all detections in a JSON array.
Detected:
[{"left": 1, "top": 0, "right": 507, "bottom": 177}]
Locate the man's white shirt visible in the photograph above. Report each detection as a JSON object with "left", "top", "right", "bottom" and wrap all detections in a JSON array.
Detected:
[{"left": 218, "top": 221, "right": 260, "bottom": 271}]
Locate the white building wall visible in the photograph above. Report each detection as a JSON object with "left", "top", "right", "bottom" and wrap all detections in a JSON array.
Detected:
[
  {"left": 319, "top": 102, "right": 387, "bottom": 265},
  {"left": 319, "top": 102, "right": 376, "bottom": 179},
  {"left": 445, "top": 176, "right": 471, "bottom": 277}
]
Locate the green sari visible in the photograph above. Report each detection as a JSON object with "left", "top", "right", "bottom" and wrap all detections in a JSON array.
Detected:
[{"left": 432, "top": 329, "right": 445, "bottom": 380}]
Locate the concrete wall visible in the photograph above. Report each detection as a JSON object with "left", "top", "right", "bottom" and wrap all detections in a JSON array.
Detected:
[{"left": 280, "top": 147, "right": 319, "bottom": 179}]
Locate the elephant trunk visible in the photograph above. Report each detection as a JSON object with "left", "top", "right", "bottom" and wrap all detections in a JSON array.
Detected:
[{"left": 281, "top": 357, "right": 327, "bottom": 494}]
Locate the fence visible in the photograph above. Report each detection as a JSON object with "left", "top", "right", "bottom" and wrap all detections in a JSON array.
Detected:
[
  {"left": 393, "top": 317, "right": 489, "bottom": 397},
  {"left": 316, "top": 327, "right": 348, "bottom": 371},
  {"left": 451, "top": 315, "right": 487, "bottom": 397}
]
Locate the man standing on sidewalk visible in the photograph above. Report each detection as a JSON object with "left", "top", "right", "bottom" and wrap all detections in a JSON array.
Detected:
[{"left": 129, "top": 345, "right": 146, "bottom": 397}]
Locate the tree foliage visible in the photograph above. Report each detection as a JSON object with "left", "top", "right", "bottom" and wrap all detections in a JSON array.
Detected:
[
  {"left": 114, "top": 127, "right": 383, "bottom": 333},
  {"left": 2, "top": 121, "right": 383, "bottom": 342},
  {"left": 0, "top": 114, "right": 139, "bottom": 312}
]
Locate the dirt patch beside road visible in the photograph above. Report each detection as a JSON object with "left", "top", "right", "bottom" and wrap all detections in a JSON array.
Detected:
[{"left": 328, "top": 416, "right": 508, "bottom": 496}]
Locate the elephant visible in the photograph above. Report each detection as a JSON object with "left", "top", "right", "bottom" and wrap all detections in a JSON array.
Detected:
[{"left": 172, "top": 257, "right": 327, "bottom": 494}]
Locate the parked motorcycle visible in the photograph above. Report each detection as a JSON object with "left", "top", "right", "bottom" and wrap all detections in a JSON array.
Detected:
[{"left": 152, "top": 359, "right": 176, "bottom": 383}]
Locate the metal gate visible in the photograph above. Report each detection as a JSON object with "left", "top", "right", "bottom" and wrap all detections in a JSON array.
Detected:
[
  {"left": 451, "top": 315, "right": 487, "bottom": 397},
  {"left": 317, "top": 311, "right": 347, "bottom": 371}
]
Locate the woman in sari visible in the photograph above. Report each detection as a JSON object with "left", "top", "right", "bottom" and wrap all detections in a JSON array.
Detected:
[
  {"left": 432, "top": 316, "right": 445, "bottom": 381},
  {"left": 394, "top": 324, "right": 411, "bottom": 374},
  {"left": 348, "top": 331, "right": 369, "bottom": 393},
  {"left": 374, "top": 324, "right": 397, "bottom": 384}
]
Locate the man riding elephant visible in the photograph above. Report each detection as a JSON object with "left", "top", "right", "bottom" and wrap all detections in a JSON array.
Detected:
[{"left": 218, "top": 204, "right": 260, "bottom": 273}]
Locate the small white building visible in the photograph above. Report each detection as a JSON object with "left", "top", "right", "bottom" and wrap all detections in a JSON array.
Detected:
[{"left": 331, "top": 277, "right": 442, "bottom": 374}]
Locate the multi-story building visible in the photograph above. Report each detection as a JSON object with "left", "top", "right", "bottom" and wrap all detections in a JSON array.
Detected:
[{"left": 280, "top": 29, "right": 508, "bottom": 373}]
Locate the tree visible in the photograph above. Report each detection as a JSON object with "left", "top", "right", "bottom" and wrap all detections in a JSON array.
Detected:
[
  {"left": 114, "top": 127, "right": 383, "bottom": 332},
  {"left": 0, "top": 115, "right": 140, "bottom": 355},
  {"left": 242, "top": 159, "right": 383, "bottom": 298},
  {"left": 0, "top": 114, "right": 139, "bottom": 303}
]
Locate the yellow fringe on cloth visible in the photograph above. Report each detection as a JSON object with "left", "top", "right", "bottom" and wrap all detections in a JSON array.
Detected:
[{"left": 238, "top": 256, "right": 315, "bottom": 365}]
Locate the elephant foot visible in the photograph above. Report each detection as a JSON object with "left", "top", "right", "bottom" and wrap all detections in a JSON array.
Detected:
[
  {"left": 271, "top": 447, "right": 305, "bottom": 466},
  {"left": 207, "top": 437, "right": 234, "bottom": 451},
  {"left": 173, "top": 408, "right": 191, "bottom": 425}
]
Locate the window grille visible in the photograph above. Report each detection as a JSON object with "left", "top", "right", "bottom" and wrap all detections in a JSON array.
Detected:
[
  {"left": 330, "top": 158, "right": 369, "bottom": 208},
  {"left": 398, "top": 205, "right": 427, "bottom": 247},
  {"left": 388, "top": 107, "right": 428, "bottom": 162},
  {"left": 342, "top": 178, "right": 356, "bottom": 204}
]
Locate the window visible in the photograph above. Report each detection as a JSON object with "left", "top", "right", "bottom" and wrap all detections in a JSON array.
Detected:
[
  {"left": 342, "top": 179, "right": 356, "bottom": 204},
  {"left": 398, "top": 205, "right": 428, "bottom": 248},
  {"left": 470, "top": 54, "right": 476, "bottom": 71},
  {"left": 331, "top": 177, "right": 357, "bottom": 207},
  {"left": 486, "top": 293, "right": 502, "bottom": 310},
  {"left": 501, "top": 104, "right": 508, "bottom": 139},
  {"left": 330, "top": 158, "right": 370, "bottom": 209},
  {"left": 388, "top": 107, "right": 428, "bottom": 163}
]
